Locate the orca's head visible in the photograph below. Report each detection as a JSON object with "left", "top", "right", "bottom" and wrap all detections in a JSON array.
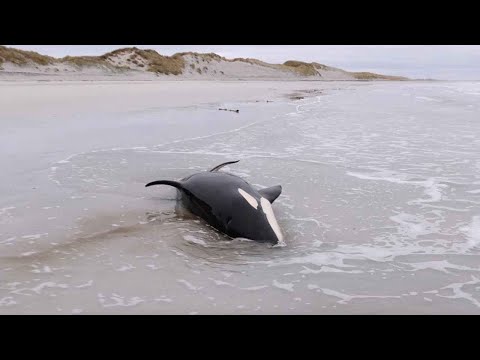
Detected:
[{"left": 226, "top": 188, "right": 284, "bottom": 245}]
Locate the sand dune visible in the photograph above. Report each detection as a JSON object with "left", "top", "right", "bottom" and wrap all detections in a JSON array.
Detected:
[{"left": 0, "top": 46, "right": 408, "bottom": 81}]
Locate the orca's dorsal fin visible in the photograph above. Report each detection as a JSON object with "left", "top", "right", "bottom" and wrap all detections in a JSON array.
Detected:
[
  {"left": 258, "top": 185, "right": 282, "bottom": 203},
  {"left": 209, "top": 160, "right": 240, "bottom": 172},
  {"left": 145, "top": 180, "right": 183, "bottom": 190}
]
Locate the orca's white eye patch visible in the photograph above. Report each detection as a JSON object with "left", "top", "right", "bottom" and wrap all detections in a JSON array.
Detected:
[
  {"left": 238, "top": 188, "right": 258, "bottom": 209},
  {"left": 260, "top": 197, "right": 284, "bottom": 242}
]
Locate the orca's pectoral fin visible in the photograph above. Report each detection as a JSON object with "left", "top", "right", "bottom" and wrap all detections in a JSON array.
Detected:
[
  {"left": 145, "top": 180, "right": 183, "bottom": 190},
  {"left": 258, "top": 185, "right": 282, "bottom": 203},
  {"left": 209, "top": 160, "right": 240, "bottom": 172}
]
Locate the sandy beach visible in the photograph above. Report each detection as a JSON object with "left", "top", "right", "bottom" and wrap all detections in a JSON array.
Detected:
[
  {"left": 0, "top": 80, "right": 328, "bottom": 116},
  {"left": 1, "top": 79, "right": 480, "bottom": 314}
]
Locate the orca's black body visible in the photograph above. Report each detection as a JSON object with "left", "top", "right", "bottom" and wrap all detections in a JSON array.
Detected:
[{"left": 145, "top": 161, "right": 283, "bottom": 244}]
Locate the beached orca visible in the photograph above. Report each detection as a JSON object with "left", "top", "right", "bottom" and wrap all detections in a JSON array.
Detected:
[{"left": 145, "top": 160, "right": 284, "bottom": 244}]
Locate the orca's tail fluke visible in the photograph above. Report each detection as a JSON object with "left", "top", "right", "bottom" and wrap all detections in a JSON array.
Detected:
[
  {"left": 209, "top": 160, "right": 240, "bottom": 172},
  {"left": 145, "top": 180, "right": 183, "bottom": 189}
]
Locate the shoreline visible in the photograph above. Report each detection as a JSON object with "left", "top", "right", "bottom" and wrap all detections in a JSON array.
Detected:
[
  {"left": 1, "top": 79, "right": 470, "bottom": 119},
  {"left": 0, "top": 80, "right": 343, "bottom": 117},
  {"left": 0, "top": 75, "right": 431, "bottom": 83}
]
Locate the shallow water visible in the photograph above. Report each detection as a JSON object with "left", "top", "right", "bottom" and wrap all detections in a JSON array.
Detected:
[{"left": 1, "top": 81, "right": 480, "bottom": 314}]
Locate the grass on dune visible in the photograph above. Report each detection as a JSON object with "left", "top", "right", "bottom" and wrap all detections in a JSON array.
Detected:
[{"left": 0, "top": 45, "right": 55, "bottom": 66}]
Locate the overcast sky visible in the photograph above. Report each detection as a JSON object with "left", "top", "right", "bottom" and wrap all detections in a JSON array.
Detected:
[{"left": 6, "top": 45, "right": 480, "bottom": 80}]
